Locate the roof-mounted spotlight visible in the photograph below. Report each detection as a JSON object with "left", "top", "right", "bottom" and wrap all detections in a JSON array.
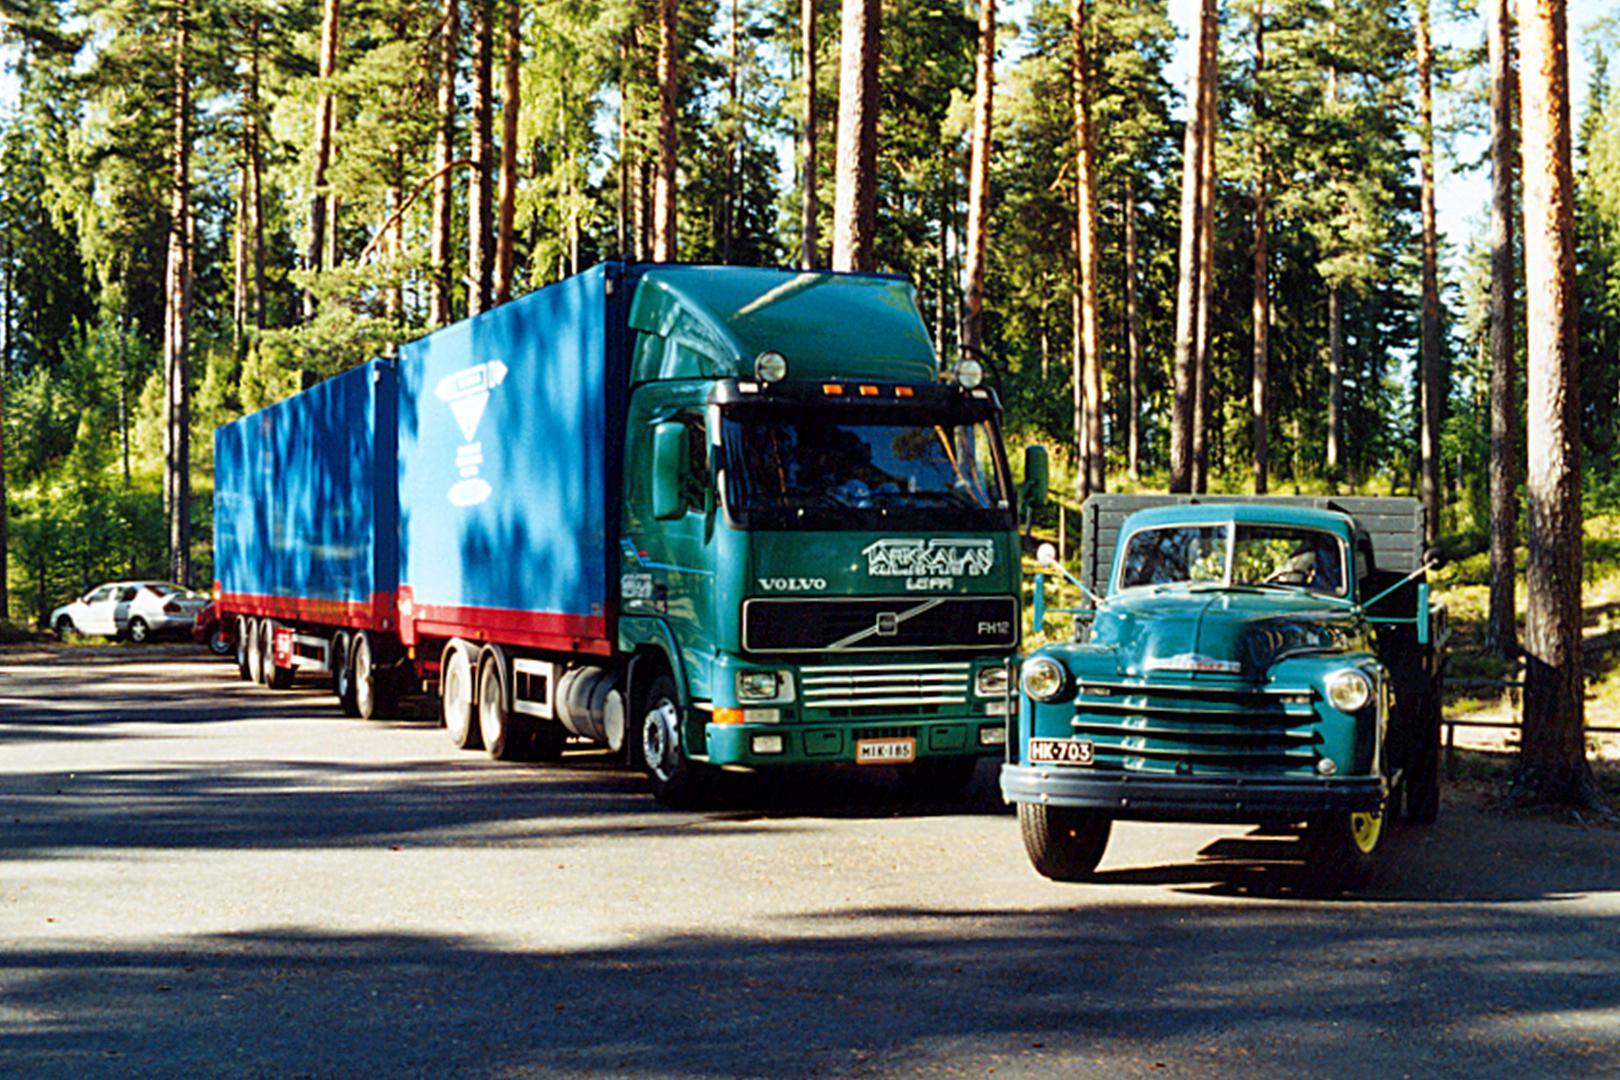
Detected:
[
  {"left": 952, "top": 358, "right": 984, "bottom": 390},
  {"left": 755, "top": 351, "right": 788, "bottom": 383}
]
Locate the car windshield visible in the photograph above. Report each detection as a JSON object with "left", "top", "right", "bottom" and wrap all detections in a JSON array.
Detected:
[
  {"left": 720, "top": 402, "right": 1013, "bottom": 531},
  {"left": 1118, "top": 523, "right": 1348, "bottom": 597}
]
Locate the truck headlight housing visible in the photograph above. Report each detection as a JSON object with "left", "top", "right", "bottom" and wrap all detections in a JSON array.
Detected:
[
  {"left": 1021, "top": 657, "right": 1070, "bottom": 703},
  {"left": 1324, "top": 669, "right": 1373, "bottom": 713},
  {"left": 737, "top": 669, "right": 793, "bottom": 704},
  {"left": 975, "top": 666, "right": 1010, "bottom": 697}
]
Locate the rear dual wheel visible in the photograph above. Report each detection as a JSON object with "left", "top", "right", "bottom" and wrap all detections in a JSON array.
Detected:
[
  {"left": 331, "top": 633, "right": 359, "bottom": 717},
  {"left": 474, "top": 653, "right": 566, "bottom": 762},
  {"left": 259, "top": 620, "right": 294, "bottom": 690},
  {"left": 352, "top": 631, "right": 397, "bottom": 720}
]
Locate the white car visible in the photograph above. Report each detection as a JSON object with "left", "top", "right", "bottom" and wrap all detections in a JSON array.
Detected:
[{"left": 49, "top": 582, "right": 210, "bottom": 643}]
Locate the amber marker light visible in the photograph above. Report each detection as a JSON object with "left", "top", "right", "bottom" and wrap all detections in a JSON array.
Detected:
[
  {"left": 713, "top": 707, "right": 746, "bottom": 724},
  {"left": 895, "top": 386, "right": 915, "bottom": 398},
  {"left": 858, "top": 385, "right": 880, "bottom": 396},
  {"left": 822, "top": 383, "right": 844, "bottom": 395}
]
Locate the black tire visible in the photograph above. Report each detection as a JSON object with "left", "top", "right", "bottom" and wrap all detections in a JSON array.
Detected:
[
  {"left": 1018, "top": 803, "right": 1112, "bottom": 881},
  {"left": 441, "top": 644, "right": 482, "bottom": 750},
  {"left": 127, "top": 617, "right": 151, "bottom": 644},
  {"left": 1303, "top": 809, "right": 1384, "bottom": 892},
  {"left": 353, "top": 632, "right": 397, "bottom": 720},
  {"left": 897, "top": 756, "right": 981, "bottom": 802},
  {"left": 246, "top": 619, "right": 265, "bottom": 684},
  {"left": 477, "top": 655, "right": 531, "bottom": 761},
  {"left": 262, "top": 621, "right": 294, "bottom": 689},
  {"left": 331, "top": 633, "right": 359, "bottom": 717},
  {"left": 207, "top": 622, "right": 233, "bottom": 657},
  {"left": 54, "top": 615, "right": 77, "bottom": 641},
  {"left": 639, "top": 674, "right": 710, "bottom": 807},
  {"left": 236, "top": 617, "right": 253, "bottom": 680},
  {"left": 1404, "top": 678, "right": 1442, "bottom": 825}
]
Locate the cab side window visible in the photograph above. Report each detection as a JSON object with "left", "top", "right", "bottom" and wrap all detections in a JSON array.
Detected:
[{"left": 678, "top": 411, "right": 709, "bottom": 511}]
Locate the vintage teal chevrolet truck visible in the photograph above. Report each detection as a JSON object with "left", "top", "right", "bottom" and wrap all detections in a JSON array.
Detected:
[{"left": 1002, "top": 495, "right": 1447, "bottom": 888}]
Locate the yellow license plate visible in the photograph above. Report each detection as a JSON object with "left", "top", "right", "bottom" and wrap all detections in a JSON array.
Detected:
[{"left": 855, "top": 737, "right": 916, "bottom": 764}]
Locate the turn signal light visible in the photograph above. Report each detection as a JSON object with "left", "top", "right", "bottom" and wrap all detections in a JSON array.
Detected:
[
  {"left": 822, "top": 383, "right": 844, "bottom": 395},
  {"left": 714, "top": 707, "right": 745, "bottom": 725}
]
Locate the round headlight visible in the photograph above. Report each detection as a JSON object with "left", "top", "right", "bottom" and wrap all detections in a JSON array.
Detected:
[
  {"left": 953, "top": 358, "right": 984, "bottom": 389},
  {"left": 1021, "top": 656, "right": 1070, "bottom": 702},
  {"left": 755, "top": 351, "right": 788, "bottom": 383},
  {"left": 1324, "top": 669, "right": 1374, "bottom": 713}
]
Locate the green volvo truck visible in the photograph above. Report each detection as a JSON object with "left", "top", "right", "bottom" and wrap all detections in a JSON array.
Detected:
[
  {"left": 1003, "top": 495, "right": 1447, "bottom": 888},
  {"left": 217, "top": 263, "right": 1043, "bottom": 806}
]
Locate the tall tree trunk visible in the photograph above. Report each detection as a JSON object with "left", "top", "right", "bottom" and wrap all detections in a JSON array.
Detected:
[
  {"left": 234, "top": 162, "right": 250, "bottom": 351},
  {"left": 1486, "top": 0, "right": 1518, "bottom": 656},
  {"left": 1190, "top": 0, "right": 1218, "bottom": 494},
  {"left": 652, "top": 0, "right": 678, "bottom": 261},
  {"left": 800, "top": 0, "right": 818, "bottom": 268},
  {"left": 468, "top": 0, "right": 495, "bottom": 314},
  {"left": 386, "top": 145, "right": 404, "bottom": 322},
  {"left": 721, "top": 0, "right": 739, "bottom": 262},
  {"left": 1514, "top": 0, "right": 1599, "bottom": 809},
  {"left": 1327, "top": 283, "right": 1343, "bottom": 477},
  {"left": 1417, "top": 0, "right": 1442, "bottom": 543},
  {"left": 164, "top": 0, "right": 193, "bottom": 587},
  {"left": 1251, "top": 0, "right": 1268, "bottom": 494},
  {"left": 936, "top": 155, "right": 949, "bottom": 358},
  {"left": 430, "top": 0, "right": 459, "bottom": 325},
  {"left": 246, "top": 14, "right": 265, "bottom": 334},
  {"left": 1073, "top": 0, "right": 1103, "bottom": 497},
  {"left": 494, "top": 0, "right": 519, "bottom": 302},
  {"left": 831, "top": 0, "right": 880, "bottom": 272},
  {"left": 961, "top": 0, "right": 995, "bottom": 365},
  {"left": 0, "top": 240, "right": 7, "bottom": 621},
  {"left": 304, "top": 0, "right": 340, "bottom": 321},
  {"left": 1170, "top": 0, "right": 1217, "bottom": 493},
  {"left": 617, "top": 32, "right": 631, "bottom": 258},
  {"left": 1124, "top": 177, "right": 1142, "bottom": 481}
]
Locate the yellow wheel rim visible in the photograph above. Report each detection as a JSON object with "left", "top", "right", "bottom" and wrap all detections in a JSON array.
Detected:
[{"left": 1349, "top": 810, "right": 1383, "bottom": 855}]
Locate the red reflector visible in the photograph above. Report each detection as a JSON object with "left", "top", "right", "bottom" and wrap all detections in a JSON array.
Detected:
[
  {"left": 822, "top": 383, "right": 844, "bottom": 395},
  {"left": 895, "top": 386, "right": 915, "bottom": 397}
]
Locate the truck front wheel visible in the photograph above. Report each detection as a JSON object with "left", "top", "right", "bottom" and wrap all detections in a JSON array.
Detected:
[
  {"left": 1018, "top": 803, "right": 1111, "bottom": 881},
  {"left": 1304, "top": 809, "right": 1383, "bottom": 891},
  {"left": 640, "top": 675, "right": 709, "bottom": 807}
]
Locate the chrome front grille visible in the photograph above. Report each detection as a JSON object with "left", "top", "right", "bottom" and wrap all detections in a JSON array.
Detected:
[
  {"left": 801, "top": 662, "right": 973, "bottom": 713},
  {"left": 1070, "top": 681, "right": 1321, "bottom": 772}
]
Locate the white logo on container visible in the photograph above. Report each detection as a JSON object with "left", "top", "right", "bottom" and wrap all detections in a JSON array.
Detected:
[{"left": 435, "top": 360, "right": 507, "bottom": 507}]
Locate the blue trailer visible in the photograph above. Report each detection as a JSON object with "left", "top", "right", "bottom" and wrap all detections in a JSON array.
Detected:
[{"left": 215, "top": 263, "right": 1047, "bottom": 804}]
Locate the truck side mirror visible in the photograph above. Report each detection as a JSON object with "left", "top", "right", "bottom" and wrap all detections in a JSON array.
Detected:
[
  {"left": 651, "top": 421, "right": 688, "bottom": 520},
  {"left": 1423, "top": 546, "right": 1446, "bottom": 570},
  {"left": 1022, "top": 444, "right": 1050, "bottom": 509}
]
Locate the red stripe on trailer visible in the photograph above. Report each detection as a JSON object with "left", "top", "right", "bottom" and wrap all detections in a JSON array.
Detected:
[
  {"left": 217, "top": 591, "right": 398, "bottom": 632},
  {"left": 397, "top": 585, "right": 612, "bottom": 655}
]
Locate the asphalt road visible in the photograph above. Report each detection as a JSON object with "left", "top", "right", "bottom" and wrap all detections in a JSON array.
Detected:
[{"left": 2, "top": 646, "right": 1618, "bottom": 1079}]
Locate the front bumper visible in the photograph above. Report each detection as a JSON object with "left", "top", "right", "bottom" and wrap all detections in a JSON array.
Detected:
[
  {"left": 1000, "top": 765, "right": 1384, "bottom": 823},
  {"left": 705, "top": 718, "right": 1006, "bottom": 767}
]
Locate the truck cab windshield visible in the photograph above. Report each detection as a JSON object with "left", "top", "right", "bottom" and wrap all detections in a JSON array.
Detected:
[
  {"left": 1119, "top": 523, "right": 1349, "bottom": 598},
  {"left": 720, "top": 402, "right": 1013, "bottom": 531}
]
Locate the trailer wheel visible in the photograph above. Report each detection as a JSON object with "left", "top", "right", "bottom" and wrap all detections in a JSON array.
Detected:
[
  {"left": 1304, "top": 808, "right": 1383, "bottom": 891},
  {"left": 353, "top": 632, "right": 397, "bottom": 720},
  {"left": 639, "top": 675, "right": 710, "bottom": 807},
  {"left": 1018, "top": 803, "right": 1111, "bottom": 881},
  {"left": 261, "top": 621, "right": 294, "bottom": 690},
  {"left": 477, "top": 655, "right": 529, "bottom": 761},
  {"left": 236, "top": 618, "right": 252, "bottom": 680},
  {"left": 207, "top": 622, "right": 233, "bottom": 656},
  {"left": 441, "top": 644, "right": 481, "bottom": 750},
  {"left": 246, "top": 619, "right": 265, "bottom": 684},
  {"left": 331, "top": 633, "right": 359, "bottom": 717}
]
